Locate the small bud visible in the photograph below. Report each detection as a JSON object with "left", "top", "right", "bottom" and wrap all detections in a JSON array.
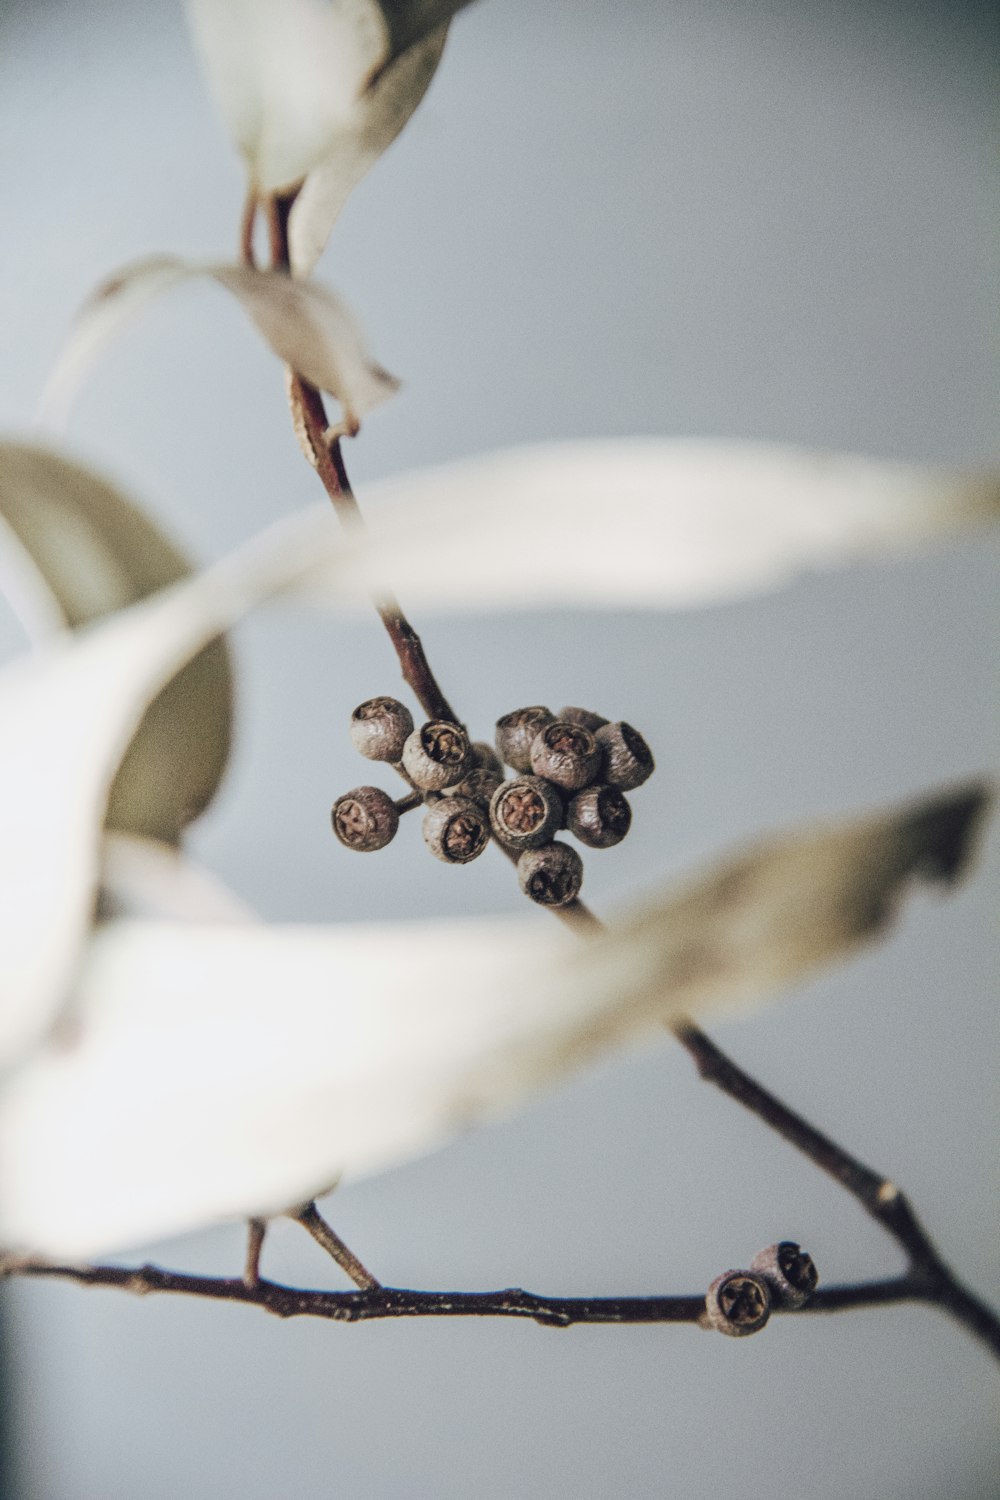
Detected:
[
  {"left": 491, "top": 777, "right": 564, "bottom": 849},
  {"left": 470, "top": 741, "right": 504, "bottom": 776},
  {"left": 422, "top": 796, "right": 490, "bottom": 865},
  {"left": 331, "top": 786, "right": 399, "bottom": 852},
  {"left": 349, "top": 696, "right": 414, "bottom": 762},
  {"left": 529, "top": 720, "right": 601, "bottom": 792},
  {"left": 566, "top": 784, "right": 632, "bottom": 849},
  {"left": 703, "top": 1270, "right": 772, "bottom": 1337},
  {"left": 595, "top": 721, "right": 654, "bottom": 790},
  {"left": 447, "top": 766, "right": 504, "bottom": 810},
  {"left": 517, "top": 841, "right": 584, "bottom": 907},
  {"left": 495, "top": 706, "right": 554, "bottom": 772},
  {"left": 558, "top": 706, "right": 609, "bottom": 733},
  {"left": 402, "top": 721, "right": 471, "bottom": 791},
  {"left": 750, "top": 1242, "right": 818, "bottom": 1310}
]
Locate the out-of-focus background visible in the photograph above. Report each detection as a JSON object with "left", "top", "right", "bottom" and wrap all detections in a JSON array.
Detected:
[{"left": 0, "top": 0, "right": 997, "bottom": 1495}]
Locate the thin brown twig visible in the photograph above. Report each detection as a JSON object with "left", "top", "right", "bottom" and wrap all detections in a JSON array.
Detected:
[{"left": 7, "top": 1259, "right": 945, "bottom": 1331}]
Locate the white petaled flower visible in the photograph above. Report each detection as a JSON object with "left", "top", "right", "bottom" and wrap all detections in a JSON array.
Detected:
[{"left": 0, "top": 436, "right": 993, "bottom": 1261}]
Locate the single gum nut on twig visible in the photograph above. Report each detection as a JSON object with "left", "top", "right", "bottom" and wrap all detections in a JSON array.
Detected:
[
  {"left": 402, "top": 721, "right": 471, "bottom": 790},
  {"left": 349, "top": 696, "right": 414, "bottom": 762},
  {"left": 558, "top": 706, "right": 609, "bottom": 733},
  {"left": 529, "top": 720, "right": 602, "bottom": 792},
  {"left": 566, "top": 784, "right": 632, "bottom": 849},
  {"left": 422, "top": 796, "right": 490, "bottom": 865},
  {"left": 490, "top": 776, "right": 564, "bottom": 849},
  {"left": 446, "top": 766, "right": 504, "bottom": 810},
  {"left": 749, "top": 1242, "right": 819, "bottom": 1310},
  {"left": 331, "top": 786, "right": 399, "bottom": 852},
  {"left": 495, "top": 706, "right": 555, "bottom": 772},
  {"left": 703, "top": 1270, "right": 772, "bottom": 1337},
  {"left": 595, "top": 721, "right": 654, "bottom": 791},
  {"left": 517, "top": 841, "right": 584, "bottom": 907}
]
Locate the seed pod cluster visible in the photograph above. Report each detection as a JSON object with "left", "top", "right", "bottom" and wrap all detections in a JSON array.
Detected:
[
  {"left": 333, "top": 697, "right": 490, "bottom": 867},
  {"left": 488, "top": 704, "right": 655, "bottom": 907},
  {"left": 332, "top": 695, "right": 655, "bottom": 906},
  {"left": 702, "top": 1241, "right": 819, "bottom": 1337}
]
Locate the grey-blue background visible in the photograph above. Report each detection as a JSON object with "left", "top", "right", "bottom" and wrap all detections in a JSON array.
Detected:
[{"left": 0, "top": 0, "right": 997, "bottom": 1495}]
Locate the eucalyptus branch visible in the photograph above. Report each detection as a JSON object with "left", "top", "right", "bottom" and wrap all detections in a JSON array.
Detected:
[
  {"left": 241, "top": 185, "right": 1000, "bottom": 1361},
  {"left": 4, "top": 1259, "right": 951, "bottom": 1332}
]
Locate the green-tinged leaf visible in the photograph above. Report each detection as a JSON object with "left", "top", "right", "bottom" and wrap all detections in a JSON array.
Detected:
[
  {"left": 184, "top": 0, "right": 389, "bottom": 192},
  {"left": 0, "top": 443, "right": 233, "bottom": 844},
  {"left": 289, "top": 25, "right": 448, "bottom": 274},
  {"left": 0, "top": 503, "right": 341, "bottom": 1072},
  {"left": 40, "top": 258, "right": 398, "bottom": 431},
  {"left": 0, "top": 783, "right": 987, "bottom": 1259}
]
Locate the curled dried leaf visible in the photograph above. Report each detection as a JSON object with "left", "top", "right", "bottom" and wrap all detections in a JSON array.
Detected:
[
  {"left": 0, "top": 782, "right": 987, "bottom": 1258},
  {"left": 41, "top": 258, "right": 398, "bottom": 433}
]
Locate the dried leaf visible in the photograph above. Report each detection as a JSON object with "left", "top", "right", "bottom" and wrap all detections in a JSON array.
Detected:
[
  {"left": 184, "top": 0, "right": 389, "bottom": 192},
  {"left": 41, "top": 258, "right": 398, "bottom": 431},
  {"left": 0, "top": 784, "right": 986, "bottom": 1258},
  {"left": 289, "top": 25, "right": 448, "bottom": 274},
  {"left": 295, "top": 439, "right": 1000, "bottom": 611},
  {"left": 0, "top": 504, "right": 338, "bottom": 1071},
  {"left": 0, "top": 443, "right": 233, "bottom": 844}
]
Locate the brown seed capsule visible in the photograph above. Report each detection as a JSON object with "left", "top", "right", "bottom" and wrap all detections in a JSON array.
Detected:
[
  {"left": 401, "top": 721, "right": 471, "bottom": 791},
  {"left": 749, "top": 1242, "right": 819, "bottom": 1310},
  {"left": 422, "top": 796, "right": 490, "bottom": 865},
  {"left": 566, "top": 784, "right": 632, "bottom": 849},
  {"left": 447, "top": 766, "right": 505, "bottom": 810},
  {"left": 703, "top": 1270, "right": 772, "bottom": 1337},
  {"left": 558, "top": 706, "right": 609, "bottom": 733},
  {"left": 495, "top": 706, "right": 554, "bottom": 772},
  {"left": 529, "top": 720, "right": 601, "bottom": 792},
  {"left": 349, "top": 696, "right": 414, "bottom": 763},
  {"left": 595, "top": 721, "right": 654, "bottom": 790},
  {"left": 490, "top": 776, "right": 564, "bottom": 849},
  {"left": 469, "top": 741, "right": 504, "bottom": 776},
  {"left": 517, "top": 841, "right": 584, "bottom": 907},
  {"left": 331, "top": 786, "right": 399, "bottom": 852}
]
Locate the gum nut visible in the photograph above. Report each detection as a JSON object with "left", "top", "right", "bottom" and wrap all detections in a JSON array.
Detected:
[
  {"left": 529, "top": 720, "right": 601, "bottom": 792},
  {"left": 489, "top": 776, "right": 564, "bottom": 849},
  {"left": 401, "top": 720, "right": 472, "bottom": 790},
  {"left": 331, "top": 786, "right": 399, "bottom": 851},
  {"left": 566, "top": 784, "right": 632, "bottom": 849},
  {"left": 516, "top": 841, "right": 584, "bottom": 907},
  {"left": 470, "top": 740, "right": 504, "bottom": 775},
  {"left": 749, "top": 1242, "right": 819, "bottom": 1310},
  {"left": 349, "top": 696, "right": 414, "bottom": 762},
  {"left": 595, "top": 721, "right": 654, "bottom": 790},
  {"left": 703, "top": 1271, "right": 772, "bottom": 1337},
  {"left": 422, "top": 796, "right": 490, "bottom": 864},
  {"left": 495, "top": 706, "right": 555, "bottom": 772}
]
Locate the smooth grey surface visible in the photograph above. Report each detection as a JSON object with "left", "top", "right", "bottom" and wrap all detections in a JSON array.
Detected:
[{"left": 1, "top": 1, "right": 998, "bottom": 1496}]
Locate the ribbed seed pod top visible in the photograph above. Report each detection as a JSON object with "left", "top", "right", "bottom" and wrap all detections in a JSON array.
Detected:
[
  {"left": 490, "top": 776, "right": 564, "bottom": 849},
  {"left": 331, "top": 786, "right": 399, "bottom": 852}
]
